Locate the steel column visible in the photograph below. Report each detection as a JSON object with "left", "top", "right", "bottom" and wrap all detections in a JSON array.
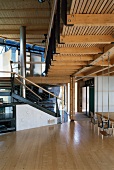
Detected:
[{"left": 20, "top": 26, "right": 26, "bottom": 98}]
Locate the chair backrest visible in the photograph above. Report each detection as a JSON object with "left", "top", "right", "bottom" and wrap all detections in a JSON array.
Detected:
[
  {"left": 97, "top": 115, "right": 102, "bottom": 123},
  {"left": 90, "top": 112, "right": 94, "bottom": 118}
]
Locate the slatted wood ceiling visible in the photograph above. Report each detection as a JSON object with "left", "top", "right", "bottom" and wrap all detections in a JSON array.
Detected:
[
  {"left": 47, "top": 0, "right": 114, "bottom": 80},
  {"left": 0, "top": 0, "right": 53, "bottom": 46},
  {"left": 0, "top": 0, "right": 114, "bottom": 83}
]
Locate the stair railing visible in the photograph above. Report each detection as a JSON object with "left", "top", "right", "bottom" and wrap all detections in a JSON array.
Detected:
[
  {"left": 0, "top": 71, "right": 61, "bottom": 116},
  {"left": 0, "top": 71, "right": 61, "bottom": 99}
]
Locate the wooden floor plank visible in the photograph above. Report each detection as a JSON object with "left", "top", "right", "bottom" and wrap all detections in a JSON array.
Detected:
[{"left": 0, "top": 120, "right": 114, "bottom": 170}]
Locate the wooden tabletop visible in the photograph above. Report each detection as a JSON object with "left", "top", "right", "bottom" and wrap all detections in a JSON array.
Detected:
[{"left": 96, "top": 112, "right": 114, "bottom": 122}]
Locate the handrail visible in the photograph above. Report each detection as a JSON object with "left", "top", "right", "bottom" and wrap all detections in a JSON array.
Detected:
[
  {"left": 15, "top": 77, "right": 42, "bottom": 100},
  {"left": 0, "top": 71, "right": 61, "bottom": 100}
]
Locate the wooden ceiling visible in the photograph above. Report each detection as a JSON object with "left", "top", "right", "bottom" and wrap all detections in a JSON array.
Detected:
[
  {"left": 0, "top": 0, "right": 53, "bottom": 47},
  {"left": 47, "top": 0, "right": 114, "bottom": 82},
  {"left": 0, "top": 0, "right": 114, "bottom": 83}
]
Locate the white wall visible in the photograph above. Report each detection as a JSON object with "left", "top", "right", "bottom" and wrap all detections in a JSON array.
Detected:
[
  {"left": 16, "top": 104, "right": 57, "bottom": 131},
  {"left": 95, "top": 76, "right": 114, "bottom": 112},
  {"left": 0, "top": 50, "right": 11, "bottom": 77}
]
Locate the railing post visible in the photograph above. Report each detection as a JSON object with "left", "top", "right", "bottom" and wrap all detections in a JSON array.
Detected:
[
  {"left": 11, "top": 73, "right": 15, "bottom": 102},
  {"left": 10, "top": 61, "right": 14, "bottom": 102},
  {"left": 56, "top": 97, "right": 57, "bottom": 117},
  {"left": 56, "top": 97, "right": 60, "bottom": 117}
]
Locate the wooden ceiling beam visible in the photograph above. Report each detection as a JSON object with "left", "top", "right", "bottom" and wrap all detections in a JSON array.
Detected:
[
  {"left": 73, "top": 44, "right": 114, "bottom": 76},
  {"left": 50, "top": 66, "right": 81, "bottom": 69},
  {"left": 40, "top": 76, "right": 70, "bottom": 79},
  {"left": 47, "top": 71, "right": 72, "bottom": 74},
  {"left": 47, "top": 71, "right": 71, "bottom": 74},
  {"left": 23, "top": 77, "right": 70, "bottom": 84},
  {"left": 56, "top": 47, "right": 103, "bottom": 54},
  {"left": 97, "top": 66, "right": 114, "bottom": 76},
  {"left": 0, "top": 30, "right": 48, "bottom": 34},
  {"left": 0, "top": 19, "right": 49, "bottom": 25},
  {"left": 47, "top": 74, "right": 71, "bottom": 77},
  {"left": 0, "top": 24, "right": 49, "bottom": 28},
  {"left": 60, "top": 35, "right": 114, "bottom": 44},
  {"left": 51, "top": 61, "right": 87, "bottom": 65},
  {"left": 0, "top": 15, "right": 50, "bottom": 19},
  {"left": 67, "top": 14, "right": 114, "bottom": 26},
  {"left": 0, "top": 8, "right": 50, "bottom": 11},
  {"left": 48, "top": 70, "right": 73, "bottom": 73},
  {"left": 84, "top": 66, "right": 108, "bottom": 76},
  {"left": 53, "top": 55, "right": 93, "bottom": 61},
  {"left": 4, "top": 37, "right": 43, "bottom": 40},
  {"left": 94, "top": 60, "right": 112, "bottom": 66},
  {"left": 89, "top": 44, "right": 114, "bottom": 65},
  {"left": 110, "top": 58, "right": 114, "bottom": 65}
]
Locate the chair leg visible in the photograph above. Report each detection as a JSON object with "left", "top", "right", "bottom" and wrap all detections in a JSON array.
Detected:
[
  {"left": 112, "top": 123, "right": 114, "bottom": 136},
  {"left": 98, "top": 127, "right": 100, "bottom": 135}
]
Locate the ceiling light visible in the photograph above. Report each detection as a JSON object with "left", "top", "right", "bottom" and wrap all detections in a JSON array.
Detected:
[{"left": 38, "top": 0, "right": 45, "bottom": 3}]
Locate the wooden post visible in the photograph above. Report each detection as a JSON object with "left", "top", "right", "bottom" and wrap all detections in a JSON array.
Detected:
[
  {"left": 62, "top": 85, "right": 64, "bottom": 109},
  {"left": 72, "top": 76, "right": 75, "bottom": 117},
  {"left": 65, "top": 83, "right": 68, "bottom": 112},
  {"left": 70, "top": 76, "right": 75, "bottom": 121}
]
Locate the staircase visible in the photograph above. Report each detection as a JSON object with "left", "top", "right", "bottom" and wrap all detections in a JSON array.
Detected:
[{"left": 0, "top": 75, "right": 60, "bottom": 133}]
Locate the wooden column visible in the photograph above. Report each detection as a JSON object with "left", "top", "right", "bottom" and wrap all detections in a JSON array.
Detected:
[
  {"left": 77, "top": 81, "right": 80, "bottom": 112},
  {"left": 62, "top": 85, "right": 64, "bottom": 109},
  {"left": 70, "top": 76, "right": 75, "bottom": 121},
  {"left": 65, "top": 83, "right": 68, "bottom": 112},
  {"left": 77, "top": 80, "right": 85, "bottom": 112}
]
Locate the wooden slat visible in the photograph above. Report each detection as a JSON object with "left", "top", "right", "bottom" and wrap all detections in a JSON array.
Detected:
[
  {"left": 97, "top": 0, "right": 108, "bottom": 14},
  {"left": 77, "top": 0, "right": 84, "bottom": 13},
  {"left": 87, "top": 0, "right": 96, "bottom": 13},
  {"left": 62, "top": 26, "right": 114, "bottom": 36},
  {"left": 94, "top": 0, "right": 104, "bottom": 14},
  {"left": 71, "top": 0, "right": 80, "bottom": 14},
  {"left": 70, "top": 0, "right": 77, "bottom": 14},
  {"left": 101, "top": 0, "right": 112, "bottom": 14},
  {"left": 79, "top": 0, "right": 87, "bottom": 13},
  {"left": 83, "top": 0, "right": 91, "bottom": 14},
  {"left": 90, "top": 0, "right": 100, "bottom": 13},
  {"left": 67, "top": 14, "right": 114, "bottom": 26},
  {"left": 104, "top": 0, "right": 114, "bottom": 13}
]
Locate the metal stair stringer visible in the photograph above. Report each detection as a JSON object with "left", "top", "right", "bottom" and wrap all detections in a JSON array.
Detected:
[{"left": 12, "top": 93, "right": 57, "bottom": 117}]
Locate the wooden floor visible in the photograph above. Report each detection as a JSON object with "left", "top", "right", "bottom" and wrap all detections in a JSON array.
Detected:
[{"left": 0, "top": 120, "right": 114, "bottom": 170}]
